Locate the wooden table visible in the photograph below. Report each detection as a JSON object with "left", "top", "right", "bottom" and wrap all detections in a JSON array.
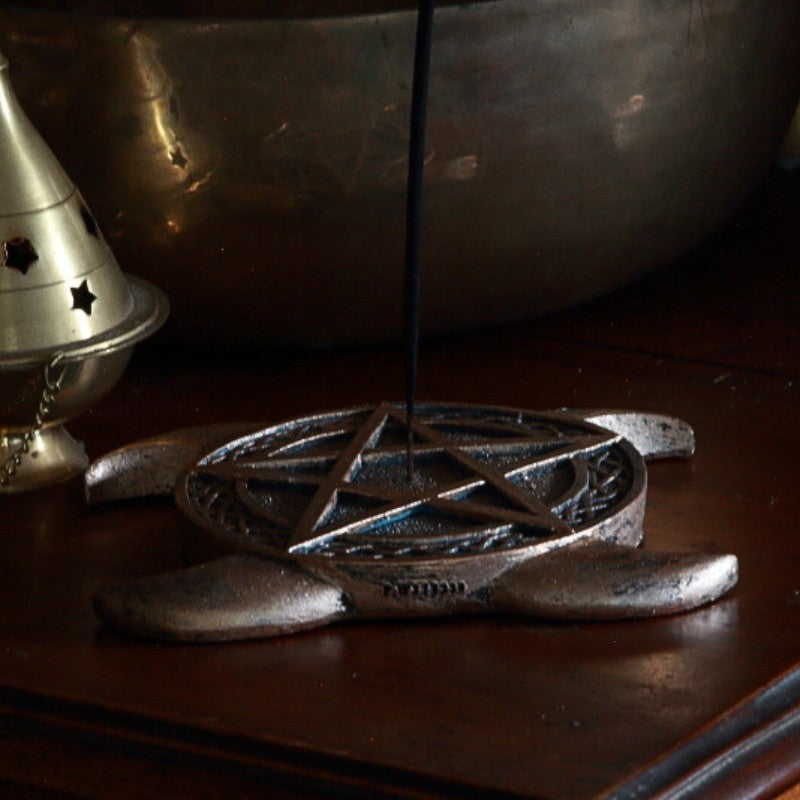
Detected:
[{"left": 2, "top": 170, "right": 800, "bottom": 798}]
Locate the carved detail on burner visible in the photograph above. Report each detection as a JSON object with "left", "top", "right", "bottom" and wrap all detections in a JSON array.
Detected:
[
  {"left": 70, "top": 280, "right": 97, "bottom": 315},
  {"left": 183, "top": 403, "right": 635, "bottom": 561},
  {"left": 3, "top": 237, "right": 38, "bottom": 274}
]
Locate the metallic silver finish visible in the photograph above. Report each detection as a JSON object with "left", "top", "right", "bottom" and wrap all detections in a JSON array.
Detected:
[
  {"left": 1, "top": 2, "right": 798, "bottom": 347},
  {"left": 492, "top": 540, "right": 739, "bottom": 620},
  {"left": 93, "top": 554, "right": 347, "bottom": 643},
  {"left": 0, "top": 51, "right": 168, "bottom": 491},
  {"left": 1, "top": 422, "right": 88, "bottom": 491},
  {"left": 573, "top": 410, "right": 695, "bottom": 460},
  {"left": 0, "top": 54, "right": 168, "bottom": 364},
  {"left": 0, "top": 49, "right": 71, "bottom": 215},
  {"left": 90, "top": 403, "right": 738, "bottom": 641},
  {"left": 85, "top": 422, "right": 264, "bottom": 504}
]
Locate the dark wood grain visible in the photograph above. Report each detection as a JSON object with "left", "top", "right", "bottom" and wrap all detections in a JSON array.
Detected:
[{"left": 1, "top": 170, "right": 799, "bottom": 798}]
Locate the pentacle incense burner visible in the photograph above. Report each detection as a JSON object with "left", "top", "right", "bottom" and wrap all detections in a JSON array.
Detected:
[{"left": 88, "top": 403, "right": 738, "bottom": 641}]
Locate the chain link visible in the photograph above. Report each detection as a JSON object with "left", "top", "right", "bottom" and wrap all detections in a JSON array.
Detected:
[{"left": 1, "top": 352, "right": 68, "bottom": 487}]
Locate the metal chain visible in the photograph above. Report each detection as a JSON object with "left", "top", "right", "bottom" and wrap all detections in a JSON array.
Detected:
[{"left": 0, "top": 352, "right": 68, "bottom": 487}]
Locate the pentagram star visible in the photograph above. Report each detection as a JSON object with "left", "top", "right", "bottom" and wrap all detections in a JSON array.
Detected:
[
  {"left": 3, "top": 237, "right": 38, "bottom": 275},
  {"left": 70, "top": 280, "right": 97, "bottom": 315},
  {"left": 198, "top": 403, "right": 618, "bottom": 557}
]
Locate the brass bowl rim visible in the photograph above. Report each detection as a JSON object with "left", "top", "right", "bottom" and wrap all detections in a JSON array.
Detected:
[{"left": 4, "top": 0, "right": 486, "bottom": 20}]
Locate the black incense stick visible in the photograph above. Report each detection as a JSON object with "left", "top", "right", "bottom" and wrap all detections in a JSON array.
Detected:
[{"left": 404, "top": 0, "right": 435, "bottom": 481}]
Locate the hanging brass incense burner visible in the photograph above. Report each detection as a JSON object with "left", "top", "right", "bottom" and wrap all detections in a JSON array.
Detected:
[{"left": 0, "top": 51, "right": 168, "bottom": 491}]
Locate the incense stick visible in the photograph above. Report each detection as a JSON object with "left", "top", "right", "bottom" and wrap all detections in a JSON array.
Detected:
[{"left": 404, "top": 0, "right": 435, "bottom": 481}]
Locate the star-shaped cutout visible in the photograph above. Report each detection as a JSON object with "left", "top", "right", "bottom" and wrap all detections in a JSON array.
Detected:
[
  {"left": 194, "top": 403, "right": 619, "bottom": 558},
  {"left": 169, "top": 147, "right": 188, "bottom": 168},
  {"left": 80, "top": 205, "right": 99, "bottom": 238},
  {"left": 3, "top": 237, "right": 38, "bottom": 275},
  {"left": 70, "top": 280, "right": 97, "bottom": 315}
]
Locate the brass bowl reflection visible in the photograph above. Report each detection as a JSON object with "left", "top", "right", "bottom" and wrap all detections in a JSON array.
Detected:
[{"left": 2, "top": 1, "right": 799, "bottom": 347}]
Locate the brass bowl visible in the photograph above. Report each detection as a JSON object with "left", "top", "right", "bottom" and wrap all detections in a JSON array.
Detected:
[{"left": 1, "top": 0, "right": 799, "bottom": 347}]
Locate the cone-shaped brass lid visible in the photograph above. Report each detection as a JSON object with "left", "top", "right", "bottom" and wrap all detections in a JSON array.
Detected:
[
  {"left": 0, "top": 52, "right": 73, "bottom": 215},
  {"left": 0, "top": 51, "right": 167, "bottom": 366}
]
